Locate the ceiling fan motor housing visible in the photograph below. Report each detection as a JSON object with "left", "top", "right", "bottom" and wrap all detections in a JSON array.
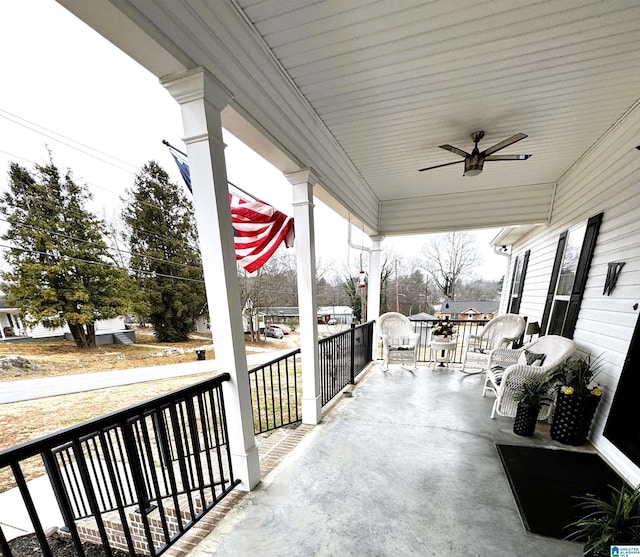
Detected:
[{"left": 464, "top": 140, "right": 483, "bottom": 176}]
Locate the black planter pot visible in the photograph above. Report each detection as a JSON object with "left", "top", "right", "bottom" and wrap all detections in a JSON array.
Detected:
[
  {"left": 550, "top": 392, "right": 601, "bottom": 445},
  {"left": 513, "top": 404, "right": 540, "bottom": 436}
]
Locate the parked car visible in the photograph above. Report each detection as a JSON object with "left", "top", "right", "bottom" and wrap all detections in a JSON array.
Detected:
[
  {"left": 269, "top": 323, "right": 291, "bottom": 335},
  {"left": 265, "top": 326, "right": 284, "bottom": 339}
]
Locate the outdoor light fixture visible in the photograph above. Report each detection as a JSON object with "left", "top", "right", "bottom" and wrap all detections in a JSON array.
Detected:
[{"left": 464, "top": 154, "right": 484, "bottom": 176}]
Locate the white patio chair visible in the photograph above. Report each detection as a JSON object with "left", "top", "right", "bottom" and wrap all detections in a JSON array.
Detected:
[
  {"left": 461, "top": 314, "right": 526, "bottom": 374},
  {"left": 378, "top": 312, "right": 419, "bottom": 371},
  {"left": 482, "top": 334, "right": 576, "bottom": 419}
]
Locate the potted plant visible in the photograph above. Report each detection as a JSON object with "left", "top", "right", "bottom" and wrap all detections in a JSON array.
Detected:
[
  {"left": 550, "top": 353, "right": 604, "bottom": 445},
  {"left": 512, "top": 374, "right": 554, "bottom": 436},
  {"left": 569, "top": 484, "right": 640, "bottom": 556},
  {"left": 431, "top": 318, "right": 456, "bottom": 340}
]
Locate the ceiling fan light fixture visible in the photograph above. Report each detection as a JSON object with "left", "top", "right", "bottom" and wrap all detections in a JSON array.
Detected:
[
  {"left": 464, "top": 157, "right": 483, "bottom": 176},
  {"left": 419, "top": 131, "right": 530, "bottom": 175}
]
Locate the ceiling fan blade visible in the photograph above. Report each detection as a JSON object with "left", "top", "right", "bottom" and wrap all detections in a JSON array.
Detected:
[
  {"left": 484, "top": 154, "right": 532, "bottom": 161},
  {"left": 418, "top": 160, "right": 464, "bottom": 172},
  {"left": 439, "top": 144, "right": 468, "bottom": 158},
  {"left": 483, "top": 133, "right": 527, "bottom": 156}
]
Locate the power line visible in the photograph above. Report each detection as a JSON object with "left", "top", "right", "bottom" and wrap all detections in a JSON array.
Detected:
[
  {"left": 0, "top": 243, "right": 300, "bottom": 294},
  {"left": 0, "top": 108, "right": 139, "bottom": 174},
  {"left": 0, "top": 217, "right": 203, "bottom": 273},
  {"left": 0, "top": 177, "right": 200, "bottom": 255},
  {"left": 0, "top": 149, "right": 34, "bottom": 166},
  {"left": 0, "top": 243, "right": 206, "bottom": 284}
]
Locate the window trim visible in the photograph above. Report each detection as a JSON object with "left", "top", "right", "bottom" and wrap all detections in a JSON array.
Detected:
[{"left": 540, "top": 212, "right": 603, "bottom": 338}]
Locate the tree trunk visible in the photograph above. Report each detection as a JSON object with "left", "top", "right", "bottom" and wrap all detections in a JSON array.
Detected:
[
  {"left": 68, "top": 323, "right": 96, "bottom": 348},
  {"left": 86, "top": 323, "right": 96, "bottom": 347}
]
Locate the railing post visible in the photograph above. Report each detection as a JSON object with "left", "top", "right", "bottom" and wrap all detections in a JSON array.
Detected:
[
  {"left": 10, "top": 463, "right": 55, "bottom": 557},
  {"left": 349, "top": 323, "right": 356, "bottom": 384},
  {"left": 121, "top": 419, "right": 153, "bottom": 515},
  {"left": 41, "top": 450, "right": 86, "bottom": 555},
  {"left": 0, "top": 523, "right": 12, "bottom": 557}
]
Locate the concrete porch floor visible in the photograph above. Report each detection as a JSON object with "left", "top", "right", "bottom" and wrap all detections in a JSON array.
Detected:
[{"left": 191, "top": 364, "right": 587, "bottom": 556}]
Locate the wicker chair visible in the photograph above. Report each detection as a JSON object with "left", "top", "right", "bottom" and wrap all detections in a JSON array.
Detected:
[
  {"left": 461, "top": 314, "right": 526, "bottom": 374},
  {"left": 482, "top": 335, "right": 576, "bottom": 419},
  {"left": 378, "top": 312, "right": 419, "bottom": 371}
]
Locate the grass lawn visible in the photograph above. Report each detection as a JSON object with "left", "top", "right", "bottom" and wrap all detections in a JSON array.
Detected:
[
  {"left": 0, "top": 328, "right": 300, "bottom": 491},
  {"left": 0, "top": 328, "right": 215, "bottom": 381}
]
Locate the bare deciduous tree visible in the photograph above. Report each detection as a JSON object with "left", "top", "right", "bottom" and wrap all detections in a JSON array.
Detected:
[{"left": 420, "top": 231, "right": 482, "bottom": 301}]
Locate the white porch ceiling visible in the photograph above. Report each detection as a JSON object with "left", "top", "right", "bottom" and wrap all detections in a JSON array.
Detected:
[{"left": 58, "top": 0, "right": 640, "bottom": 237}]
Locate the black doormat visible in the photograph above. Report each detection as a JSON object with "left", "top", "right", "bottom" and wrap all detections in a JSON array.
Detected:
[{"left": 496, "top": 444, "right": 626, "bottom": 540}]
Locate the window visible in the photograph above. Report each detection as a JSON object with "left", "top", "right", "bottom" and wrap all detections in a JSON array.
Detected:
[
  {"left": 541, "top": 213, "right": 603, "bottom": 338},
  {"left": 508, "top": 250, "right": 530, "bottom": 314},
  {"left": 547, "top": 224, "right": 585, "bottom": 334}
]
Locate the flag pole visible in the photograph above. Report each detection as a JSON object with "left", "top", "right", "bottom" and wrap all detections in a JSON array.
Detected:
[
  {"left": 162, "top": 139, "right": 258, "bottom": 202},
  {"left": 162, "top": 139, "right": 187, "bottom": 157}
]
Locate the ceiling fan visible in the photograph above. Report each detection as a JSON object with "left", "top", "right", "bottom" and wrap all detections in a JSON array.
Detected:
[{"left": 418, "top": 131, "right": 532, "bottom": 176}]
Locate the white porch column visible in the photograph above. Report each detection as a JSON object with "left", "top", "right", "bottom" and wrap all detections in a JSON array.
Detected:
[
  {"left": 285, "top": 169, "right": 322, "bottom": 425},
  {"left": 367, "top": 235, "right": 384, "bottom": 360},
  {"left": 162, "top": 68, "right": 260, "bottom": 490}
]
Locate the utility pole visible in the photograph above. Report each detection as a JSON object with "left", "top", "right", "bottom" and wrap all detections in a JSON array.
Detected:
[{"left": 395, "top": 258, "right": 400, "bottom": 312}]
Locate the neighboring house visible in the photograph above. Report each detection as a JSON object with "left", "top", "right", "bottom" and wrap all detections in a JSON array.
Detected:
[
  {"left": 0, "top": 295, "right": 133, "bottom": 344},
  {"left": 263, "top": 306, "right": 299, "bottom": 325},
  {"left": 435, "top": 301, "right": 498, "bottom": 321},
  {"left": 317, "top": 306, "right": 353, "bottom": 325},
  {"left": 408, "top": 312, "right": 438, "bottom": 321},
  {"left": 493, "top": 104, "right": 640, "bottom": 485},
  {"left": 409, "top": 312, "right": 439, "bottom": 345},
  {"left": 0, "top": 297, "right": 26, "bottom": 339}
]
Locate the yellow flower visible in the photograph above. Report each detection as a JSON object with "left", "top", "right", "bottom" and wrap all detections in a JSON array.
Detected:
[
  {"left": 564, "top": 386, "right": 574, "bottom": 395},
  {"left": 591, "top": 388, "right": 602, "bottom": 396}
]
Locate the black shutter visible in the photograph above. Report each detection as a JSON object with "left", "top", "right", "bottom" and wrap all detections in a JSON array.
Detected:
[
  {"left": 540, "top": 232, "right": 567, "bottom": 334},
  {"left": 562, "top": 212, "right": 603, "bottom": 338},
  {"left": 508, "top": 250, "right": 530, "bottom": 314}
]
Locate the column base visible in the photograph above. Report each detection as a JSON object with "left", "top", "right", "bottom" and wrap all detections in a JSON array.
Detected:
[
  {"left": 302, "top": 394, "right": 322, "bottom": 425},
  {"left": 231, "top": 442, "right": 261, "bottom": 491}
]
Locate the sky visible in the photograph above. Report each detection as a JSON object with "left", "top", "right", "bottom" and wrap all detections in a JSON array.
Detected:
[{"left": 0, "top": 0, "right": 507, "bottom": 282}]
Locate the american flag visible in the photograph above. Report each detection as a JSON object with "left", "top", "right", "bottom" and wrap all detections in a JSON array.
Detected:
[
  {"left": 164, "top": 141, "right": 294, "bottom": 273},
  {"left": 166, "top": 144, "right": 192, "bottom": 193},
  {"left": 229, "top": 191, "right": 294, "bottom": 273}
]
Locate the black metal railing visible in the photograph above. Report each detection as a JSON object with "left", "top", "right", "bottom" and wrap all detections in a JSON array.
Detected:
[
  {"left": 248, "top": 349, "right": 301, "bottom": 434},
  {"left": 0, "top": 323, "right": 378, "bottom": 556},
  {"left": 409, "top": 318, "right": 489, "bottom": 363},
  {"left": 247, "top": 321, "right": 375, "bottom": 432},
  {"left": 318, "top": 321, "right": 374, "bottom": 405},
  {"left": 0, "top": 373, "right": 239, "bottom": 557}
]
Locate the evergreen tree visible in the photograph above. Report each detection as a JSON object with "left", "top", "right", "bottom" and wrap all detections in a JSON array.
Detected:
[
  {"left": 0, "top": 159, "right": 131, "bottom": 348},
  {"left": 122, "top": 161, "right": 205, "bottom": 342}
]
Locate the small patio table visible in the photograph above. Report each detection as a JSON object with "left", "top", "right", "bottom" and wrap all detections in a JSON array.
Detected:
[{"left": 428, "top": 339, "right": 457, "bottom": 367}]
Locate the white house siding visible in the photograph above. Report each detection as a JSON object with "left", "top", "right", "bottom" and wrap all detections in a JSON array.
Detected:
[
  {"left": 27, "top": 322, "right": 68, "bottom": 339},
  {"left": 94, "top": 317, "right": 127, "bottom": 333},
  {"left": 11, "top": 317, "right": 126, "bottom": 339},
  {"left": 502, "top": 102, "right": 640, "bottom": 484}
]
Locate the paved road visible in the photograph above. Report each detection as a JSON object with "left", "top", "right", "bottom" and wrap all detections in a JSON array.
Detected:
[{"left": 0, "top": 349, "right": 295, "bottom": 404}]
